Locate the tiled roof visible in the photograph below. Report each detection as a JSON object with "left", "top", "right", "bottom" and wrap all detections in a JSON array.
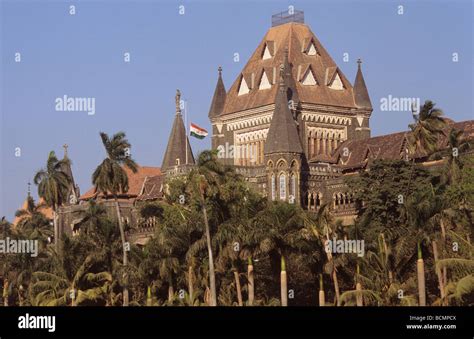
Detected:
[
  {"left": 330, "top": 120, "right": 474, "bottom": 169},
  {"left": 13, "top": 197, "right": 53, "bottom": 226},
  {"left": 353, "top": 61, "right": 372, "bottom": 109},
  {"left": 221, "top": 22, "right": 359, "bottom": 115},
  {"left": 80, "top": 166, "right": 162, "bottom": 200},
  {"left": 208, "top": 67, "right": 227, "bottom": 118},
  {"left": 161, "top": 100, "right": 195, "bottom": 171},
  {"left": 136, "top": 175, "right": 163, "bottom": 201},
  {"left": 264, "top": 51, "right": 303, "bottom": 155}
]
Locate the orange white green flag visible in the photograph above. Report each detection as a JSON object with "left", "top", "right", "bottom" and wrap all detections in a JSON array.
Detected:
[{"left": 190, "top": 123, "right": 208, "bottom": 139}]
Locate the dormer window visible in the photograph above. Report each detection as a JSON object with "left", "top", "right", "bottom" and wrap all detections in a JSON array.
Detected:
[
  {"left": 259, "top": 70, "right": 272, "bottom": 90},
  {"left": 175, "top": 158, "right": 180, "bottom": 166},
  {"left": 298, "top": 64, "right": 318, "bottom": 86},
  {"left": 301, "top": 68, "right": 317, "bottom": 86},
  {"left": 238, "top": 75, "right": 250, "bottom": 96},
  {"left": 307, "top": 43, "right": 317, "bottom": 56},
  {"left": 262, "top": 41, "right": 275, "bottom": 60},
  {"left": 329, "top": 72, "right": 344, "bottom": 90},
  {"left": 302, "top": 38, "right": 319, "bottom": 56}
]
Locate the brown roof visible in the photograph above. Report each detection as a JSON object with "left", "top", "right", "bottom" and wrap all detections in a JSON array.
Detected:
[
  {"left": 221, "top": 22, "right": 358, "bottom": 115},
  {"left": 330, "top": 119, "right": 474, "bottom": 169},
  {"left": 161, "top": 109, "right": 195, "bottom": 171},
  {"left": 80, "top": 166, "right": 162, "bottom": 200},
  {"left": 13, "top": 197, "right": 53, "bottom": 227},
  {"left": 353, "top": 61, "right": 372, "bottom": 109},
  {"left": 208, "top": 67, "right": 227, "bottom": 118},
  {"left": 136, "top": 175, "right": 163, "bottom": 201},
  {"left": 264, "top": 51, "right": 303, "bottom": 155}
]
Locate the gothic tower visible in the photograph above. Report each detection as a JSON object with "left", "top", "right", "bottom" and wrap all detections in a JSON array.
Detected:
[
  {"left": 207, "top": 10, "right": 373, "bottom": 202},
  {"left": 264, "top": 50, "right": 303, "bottom": 203},
  {"left": 162, "top": 90, "right": 195, "bottom": 178}
]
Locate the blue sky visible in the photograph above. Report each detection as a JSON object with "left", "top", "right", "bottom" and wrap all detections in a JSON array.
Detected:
[{"left": 1, "top": 0, "right": 473, "bottom": 220}]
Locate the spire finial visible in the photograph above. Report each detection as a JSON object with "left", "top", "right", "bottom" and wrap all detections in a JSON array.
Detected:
[
  {"left": 175, "top": 89, "right": 181, "bottom": 115},
  {"left": 357, "top": 58, "right": 362, "bottom": 68},
  {"left": 279, "top": 63, "right": 285, "bottom": 90},
  {"left": 27, "top": 181, "right": 31, "bottom": 197},
  {"left": 218, "top": 66, "right": 222, "bottom": 76},
  {"left": 63, "top": 144, "right": 68, "bottom": 158}
]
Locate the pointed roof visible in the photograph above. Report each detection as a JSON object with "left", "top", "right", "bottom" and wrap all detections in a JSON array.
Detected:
[
  {"left": 264, "top": 50, "right": 303, "bottom": 155},
  {"left": 161, "top": 90, "right": 195, "bottom": 170},
  {"left": 81, "top": 165, "right": 162, "bottom": 200},
  {"left": 208, "top": 67, "right": 227, "bottom": 119},
  {"left": 60, "top": 145, "right": 75, "bottom": 186},
  {"left": 353, "top": 59, "right": 372, "bottom": 109},
  {"left": 60, "top": 144, "right": 78, "bottom": 203},
  {"left": 221, "top": 22, "right": 358, "bottom": 115}
]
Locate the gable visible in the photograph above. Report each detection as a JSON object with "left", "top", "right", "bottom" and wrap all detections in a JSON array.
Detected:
[
  {"left": 238, "top": 76, "right": 250, "bottom": 95},
  {"left": 329, "top": 72, "right": 344, "bottom": 90},
  {"left": 259, "top": 70, "right": 272, "bottom": 90},
  {"left": 301, "top": 67, "right": 318, "bottom": 86}
]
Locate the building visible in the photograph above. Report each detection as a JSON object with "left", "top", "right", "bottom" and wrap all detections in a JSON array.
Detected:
[{"left": 36, "top": 10, "right": 472, "bottom": 243}]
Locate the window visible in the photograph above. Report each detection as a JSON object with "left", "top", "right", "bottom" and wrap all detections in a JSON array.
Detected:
[
  {"left": 279, "top": 173, "right": 286, "bottom": 200},
  {"left": 259, "top": 71, "right": 271, "bottom": 90},
  {"left": 271, "top": 174, "right": 276, "bottom": 201},
  {"left": 262, "top": 45, "right": 272, "bottom": 60},
  {"left": 307, "top": 43, "right": 317, "bottom": 56},
  {"left": 329, "top": 73, "right": 344, "bottom": 90},
  {"left": 175, "top": 158, "right": 180, "bottom": 166},
  {"left": 238, "top": 76, "right": 250, "bottom": 96},
  {"left": 290, "top": 174, "right": 296, "bottom": 199},
  {"left": 301, "top": 68, "right": 317, "bottom": 86}
]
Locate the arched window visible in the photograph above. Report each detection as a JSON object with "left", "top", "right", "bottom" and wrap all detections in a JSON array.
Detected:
[
  {"left": 316, "top": 193, "right": 321, "bottom": 208},
  {"left": 279, "top": 173, "right": 286, "bottom": 200},
  {"left": 290, "top": 174, "right": 296, "bottom": 199},
  {"left": 271, "top": 174, "right": 276, "bottom": 201}
]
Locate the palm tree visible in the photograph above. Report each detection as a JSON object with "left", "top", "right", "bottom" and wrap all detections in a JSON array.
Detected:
[
  {"left": 310, "top": 203, "right": 342, "bottom": 306},
  {"left": 34, "top": 151, "right": 72, "bottom": 249},
  {"left": 30, "top": 254, "right": 112, "bottom": 306},
  {"left": 186, "top": 150, "right": 225, "bottom": 306},
  {"left": 92, "top": 131, "right": 138, "bottom": 306},
  {"left": 444, "top": 128, "right": 471, "bottom": 183},
  {"left": 408, "top": 100, "right": 447, "bottom": 157},
  {"left": 256, "top": 201, "right": 307, "bottom": 306},
  {"left": 14, "top": 196, "right": 51, "bottom": 242},
  {"left": 319, "top": 274, "right": 325, "bottom": 306}
]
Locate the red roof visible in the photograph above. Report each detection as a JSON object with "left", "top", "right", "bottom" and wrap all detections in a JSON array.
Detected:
[{"left": 80, "top": 166, "right": 162, "bottom": 200}]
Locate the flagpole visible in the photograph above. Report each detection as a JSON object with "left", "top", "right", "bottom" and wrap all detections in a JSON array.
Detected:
[{"left": 185, "top": 99, "right": 188, "bottom": 165}]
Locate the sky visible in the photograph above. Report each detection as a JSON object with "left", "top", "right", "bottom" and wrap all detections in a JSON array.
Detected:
[{"left": 1, "top": 0, "right": 473, "bottom": 220}]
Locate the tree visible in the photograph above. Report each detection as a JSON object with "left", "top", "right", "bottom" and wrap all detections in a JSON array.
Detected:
[
  {"left": 309, "top": 203, "right": 342, "bottom": 305},
  {"left": 14, "top": 196, "right": 52, "bottom": 245},
  {"left": 92, "top": 131, "right": 138, "bottom": 306},
  {"left": 408, "top": 100, "right": 447, "bottom": 157},
  {"left": 34, "top": 151, "right": 72, "bottom": 249},
  {"left": 186, "top": 150, "right": 225, "bottom": 306},
  {"left": 255, "top": 201, "right": 308, "bottom": 306}
]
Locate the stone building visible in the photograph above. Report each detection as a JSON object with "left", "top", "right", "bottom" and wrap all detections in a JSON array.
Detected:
[
  {"left": 207, "top": 10, "right": 473, "bottom": 224},
  {"left": 20, "top": 10, "right": 471, "bottom": 243}
]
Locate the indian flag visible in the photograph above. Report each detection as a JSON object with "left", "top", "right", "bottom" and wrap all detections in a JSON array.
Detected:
[{"left": 190, "top": 123, "right": 208, "bottom": 139}]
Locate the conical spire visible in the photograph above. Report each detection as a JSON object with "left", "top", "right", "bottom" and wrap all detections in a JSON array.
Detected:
[
  {"left": 208, "top": 66, "right": 226, "bottom": 119},
  {"left": 264, "top": 49, "right": 303, "bottom": 155},
  {"left": 161, "top": 89, "right": 195, "bottom": 170},
  {"left": 60, "top": 144, "right": 78, "bottom": 204},
  {"left": 353, "top": 59, "right": 372, "bottom": 109}
]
